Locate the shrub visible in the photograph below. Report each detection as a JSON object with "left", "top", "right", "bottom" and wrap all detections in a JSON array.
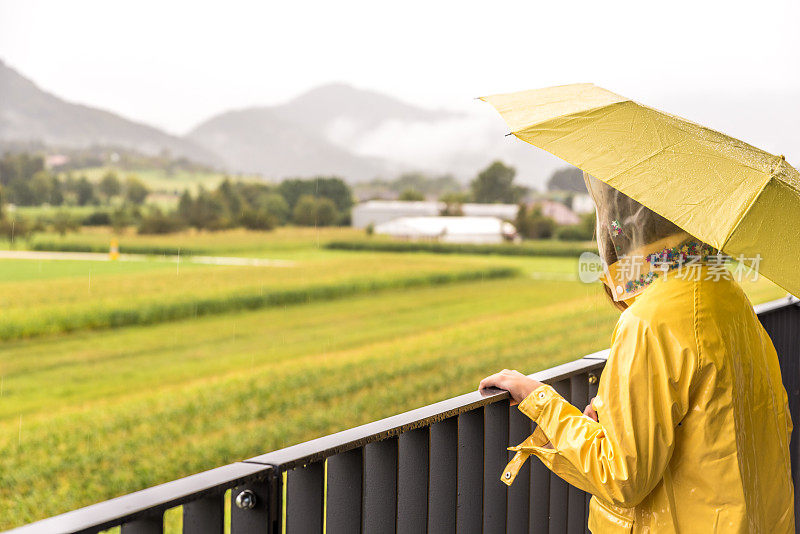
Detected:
[
  {"left": 555, "top": 225, "right": 589, "bottom": 241},
  {"left": 240, "top": 208, "right": 277, "bottom": 231},
  {"left": 83, "top": 211, "right": 112, "bottom": 226},
  {"left": 137, "top": 209, "right": 185, "bottom": 234}
]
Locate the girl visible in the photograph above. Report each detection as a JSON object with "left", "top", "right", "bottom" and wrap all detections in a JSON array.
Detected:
[{"left": 479, "top": 173, "right": 794, "bottom": 533}]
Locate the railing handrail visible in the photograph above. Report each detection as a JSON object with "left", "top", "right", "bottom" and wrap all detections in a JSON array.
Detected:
[
  {"left": 6, "top": 295, "right": 798, "bottom": 534},
  {"left": 5, "top": 463, "right": 274, "bottom": 534},
  {"left": 245, "top": 350, "right": 609, "bottom": 469}
]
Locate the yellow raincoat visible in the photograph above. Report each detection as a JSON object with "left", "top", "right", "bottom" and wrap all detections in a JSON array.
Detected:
[{"left": 502, "top": 266, "right": 795, "bottom": 533}]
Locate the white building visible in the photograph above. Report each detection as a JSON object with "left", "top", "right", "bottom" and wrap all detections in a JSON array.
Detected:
[
  {"left": 352, "top": 201, "right": 441, "bottom": 228},
  {"left": 460, "top": 203, "right": 518, "bottom": 220},
  {"left": 571, "top": 193, "right": 596, "bottom": 214},
  {"left": 373, "top": 216, "right": 517, "bottom": 244},
  {"left": 352, "top": 200, "right": 519, "bottom": 228}
]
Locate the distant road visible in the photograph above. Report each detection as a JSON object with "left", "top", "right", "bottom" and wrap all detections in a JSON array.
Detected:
[{"left": 0, "top": 249, "right": 295, "bottom": 267}]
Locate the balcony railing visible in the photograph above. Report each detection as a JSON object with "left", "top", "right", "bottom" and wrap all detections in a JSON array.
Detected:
[{"left": 6, "top": 295, "right": 800, "bottom": 534}]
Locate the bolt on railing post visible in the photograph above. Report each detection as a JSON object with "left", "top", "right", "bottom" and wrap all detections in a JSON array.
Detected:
[{"left": 230, "top": 470, "right": 281, "bottom": 534}]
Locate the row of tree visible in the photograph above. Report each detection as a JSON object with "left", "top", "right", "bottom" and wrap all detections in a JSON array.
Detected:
[
  {"left": 362, "top": 161, "right": 586, "bottom": 205},
  {"left": 0, "top": 153, "right": 150, "bottom": 206},
  {"left": 138, "top": 176, "right": 353, "bottom": 234},
  {"left": 0, "top": 151, "right": 589, "bottom": 239}
]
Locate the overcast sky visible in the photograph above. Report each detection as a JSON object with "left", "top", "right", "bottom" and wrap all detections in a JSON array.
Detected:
[{"left": 1, "top": 0, "right": 799, "bottom": 135}]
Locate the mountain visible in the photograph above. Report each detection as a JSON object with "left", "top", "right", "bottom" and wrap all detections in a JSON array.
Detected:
[
  {"left": 0, "top": 60, "right": 219, "bottom": 166},
  {"left": 187, "top": 102, "right": 391, "bottom": 180},
  {"left": 6, "top": 57, "right": 796, "bottom": 188},
  {"left": 187, "top": 83, "right": 457, "bottom": 181},
  {"left": 270, "top": 82, "right": 454, "bottom": 132}
]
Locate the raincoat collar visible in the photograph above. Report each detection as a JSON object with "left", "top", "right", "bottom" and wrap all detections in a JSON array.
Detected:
[{"left": 599, "top": 233, "right": 717, "bottom": 304}]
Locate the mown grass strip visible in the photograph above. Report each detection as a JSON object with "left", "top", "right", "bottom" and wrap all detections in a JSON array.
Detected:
[
  {"left": 30, "top": 240, "right": 209, "bottom": 256},
  {"left": 0, "top": 266, "right": 519, "bottom": 341},
  {"left": 324, "top": 239, "right": 596, "bottom": 257}
]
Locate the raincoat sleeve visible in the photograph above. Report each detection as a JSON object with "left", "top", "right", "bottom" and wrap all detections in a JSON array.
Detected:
[{"left": 502, "top": 310, "right": 697, "bottom": 508}]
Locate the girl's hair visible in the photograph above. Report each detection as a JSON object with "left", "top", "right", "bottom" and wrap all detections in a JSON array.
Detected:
[{"left": 584, "top": 171, "right": 704, "bottom": 311}]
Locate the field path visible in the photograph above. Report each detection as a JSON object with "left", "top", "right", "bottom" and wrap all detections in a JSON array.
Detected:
[{"left": 0, "top": 249, "right": 296, "bottom": 267}]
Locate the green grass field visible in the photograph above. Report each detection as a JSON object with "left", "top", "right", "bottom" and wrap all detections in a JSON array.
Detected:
[{"left": 0, "top": 227, "right": 788, "bottom": 529}]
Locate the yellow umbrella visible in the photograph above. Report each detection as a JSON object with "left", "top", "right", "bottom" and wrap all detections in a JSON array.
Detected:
[{"left": 480, "top": 83, "right": 800, "bottom": 297}]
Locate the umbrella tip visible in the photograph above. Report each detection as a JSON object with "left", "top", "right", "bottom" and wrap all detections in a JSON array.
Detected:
[{"left": 505, "top": 132, "right": 515, "bottom": 137}]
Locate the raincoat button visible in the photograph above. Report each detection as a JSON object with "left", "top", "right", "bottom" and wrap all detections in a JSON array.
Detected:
[
  {"left": 538, "top": 391, "right": 546, "bottom": 400},
  {"left": 616, "top": 285, "right": 624, "bottom": 294},
  {"left": 504, "top": 472, "right": 511, "bottom": 479}
]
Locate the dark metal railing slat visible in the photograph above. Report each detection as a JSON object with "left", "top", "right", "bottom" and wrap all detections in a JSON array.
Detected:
[
  {"left": 230, "top": 480, "right": 272, "bottom": 534},
  {"left": 457, "top": 409, "right": 484, "bottom": 533},
  {"left": 530, "top": 452, "right": 551, "bottom": 533},
  {"left": 120, "top": 515, "right": 163, "bottom": 534},
  {"left": 362, "top": 437, "right": 398, "bottom": 534},
  {"left": 548, "top": 379, "right": 571, "bottom": 534},
  {"left": 326, "top": 448, "right": 363, "bottom": 534},
  {"left": 182, "top": 493, "right": 224, "bottom": 534},
  {"left": 483, "top": 401, "right": 509, "bottom": 534},
  {"left": 286, "top": 462, "right": 324, "bottom": 533},
  {"left": 586, "top": 371, "right": 600, "bottom": 534},
  {"left": 568, "top": 373, "right": 590, "bottom": 534},
  {"left": 428, "top": 417, "right": 458, "bottom": 532},
  {"left": 507, "top": 407, "right": 532, "bottom": 534},
  {"left": 397, "top": 427, "right": 429, "bottom": 533}
]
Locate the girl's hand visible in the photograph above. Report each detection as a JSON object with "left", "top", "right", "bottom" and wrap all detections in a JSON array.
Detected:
[
  {"left": 478, "top": 369, "right": 544, "bottom": 405},
  {"left": 583, "top": 397, "right": 598, "bottom": 421}
]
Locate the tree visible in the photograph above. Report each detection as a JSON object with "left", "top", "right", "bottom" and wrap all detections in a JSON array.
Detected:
[
  {"left": 547, "top": 166, "right": 586, "bottom": 193},
  {"left": 470, "top": 161, "right": 528, "bottom": 203},
  {"left": 183, "top": 186, "right": 228, "bottom": 230},
  {"left": 278, "top": 177, "right": 353, "bottom": 213},
  {"left": 52, "top": 210, "right": 81, "bottom": 237},
  {"left": 240, "top": 208, "right": 277, "bottom": 230},
  {"left": 49, "top": 175, "right": 64, "bottom": 206},
  {"left": 110, "top": 206, "right": 133, "bottom": 234},
  {"left": 439, "top": 191, "right": 470, "bottom": 216},
  {"left": 291, "top": 195, "right": 340, "bottom": 226},
  {"left": 215, "top": 177, "right": 242, "bottom": 218},
  {"left": 0, "top": 215, "right": 35, "bottom": 247},
  {"left": 29, "top": 171, "right": 55, "bottom": 205},
  {"left": 138, "top": 207, "right": 185, "bottom": 234},
  {"left": 260, "top": 193, "right": 289, "bottom": 224},
  {"left": 399, "top": 188, "right": 425, "bottom": 201},
  {"left": 555, "top": 212, "right": 595, "bottom": 241},
  {"left": 314, "top": 197, "right": 338, "bottom": 226},
  {"left": 178, "top": 190, "right": 193, "bottom": 221},
  {"left": 292, "top": 194, "right": 318, "bottom": 226},
  {"left": 99, "top": 171, "right": 122, "bottom": 199},
  {"left": 515, "top": 204, "right": 556, "bottom": 239},
  {"left": 75, "top": 176, "right": 97, "bottom": 206},
  {"left": 0, "top": 153, "right": 44, "bottom": 187},
  {"left": 125, "top": 176, "right": 149, "bottom": 205}
]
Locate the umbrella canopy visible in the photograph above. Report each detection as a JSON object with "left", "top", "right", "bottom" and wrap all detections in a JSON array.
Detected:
[{"left": 481, "top": 84, "right": 800, "bottom": 297}]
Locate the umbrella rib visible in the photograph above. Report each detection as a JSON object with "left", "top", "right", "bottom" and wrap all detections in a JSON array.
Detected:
[
  {"left": 719, "top": 175, "right": 773, "bottom": 252},
  {"left": 603, "top": 143, "right": 682, "bottom": 182},
  {"left": 511, "top": 102, "right": 627, "bottom": 144}
]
